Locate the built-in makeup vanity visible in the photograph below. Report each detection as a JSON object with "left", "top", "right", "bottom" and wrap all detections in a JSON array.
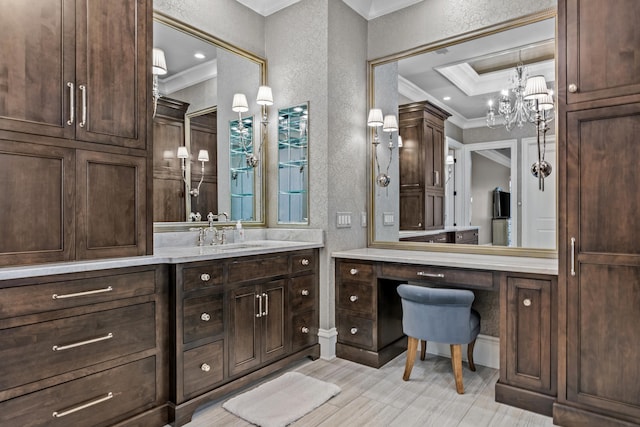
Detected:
[{"left": 332, "top": 248, "right": 558, "bottom": 416}]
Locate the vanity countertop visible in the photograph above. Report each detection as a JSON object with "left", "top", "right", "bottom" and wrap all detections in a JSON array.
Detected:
[
  {"left": 0, "top": 240, "right": 324, "bottom": 281},
  {"left": 399, "top": 226, "right": 479, "bottom": 238},
  {"left": 331, "top": 247, "right": 558, "bottom": 276}
]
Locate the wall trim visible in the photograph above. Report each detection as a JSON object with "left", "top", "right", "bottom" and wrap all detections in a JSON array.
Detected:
[
  {"left": 425, "top": 334, "right": 500, "bottom": 370},
  {"left": 318, "top": 328, "right": 338, "bottom": 360}
]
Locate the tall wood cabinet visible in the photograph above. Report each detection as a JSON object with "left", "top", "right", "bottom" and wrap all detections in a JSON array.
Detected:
[
  {"left": 556, "top": 1, "right": 640, "bottom": 425},
  {"left": 0, "top": 0, "right": 151, "bottom": 266},
  {"left": 398, "top": 101, "right": 451, "bottom": 230}
]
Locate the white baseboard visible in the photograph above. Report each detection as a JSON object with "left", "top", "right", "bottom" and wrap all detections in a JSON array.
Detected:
[
  {"left": 424, "top": 334, "right": 500, "bottom": 370},
  {"left": 317, "top": 328, "right": 338, "bottom": 360}
]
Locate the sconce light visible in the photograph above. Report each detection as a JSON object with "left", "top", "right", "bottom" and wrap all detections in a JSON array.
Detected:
[
  {"left": 177, "top": 146, "right": 209, "bottom": 197},
  {"left": 152, "top": 48, "right": 167, "bottom": 118},
  {"left": 445, "top": 154, "right": 455, "bottom": 184},
  {"left": 232, "top": 86, "right": 274, "bottom": 168},
  {"left": 524, "top": 75, "right": 554, "bottom": 191},
  {"left": 368, "top": 108, "right": 398, "bottom": 187}
]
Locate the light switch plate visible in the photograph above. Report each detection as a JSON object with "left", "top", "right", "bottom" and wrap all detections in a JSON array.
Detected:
[
  {"left": 361, "top": 212, "right": 367, "bottom": 227},
  {"left": 336, "top": 212, "right": 352, "bottom": 228},
  {"left": 383, "top": 212, "right": 395, "bottom": 226}
]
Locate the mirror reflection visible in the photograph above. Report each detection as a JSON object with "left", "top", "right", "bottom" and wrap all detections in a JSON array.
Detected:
[
  {"left": 278, "top": 103, "right": 309, "bottom": 224},
  {"left": 152, "top": 14, "right": 265, "bottom": 226},
  {"left": 372, "top": 16, "right": 556, "bottom": 253},
  {"left": 229, "top": 115, "right": 255, "bottom": 220}
]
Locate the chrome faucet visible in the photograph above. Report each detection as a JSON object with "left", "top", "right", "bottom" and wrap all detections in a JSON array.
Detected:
[
  {"left": 189, "top": 227, "right": 208, "bottom": 246},
  {"left": 216, "top": 212, "right": 229, "bottom": 222},
  {"left": 210, "top": 227, "right": 226, "bottom": 245}
]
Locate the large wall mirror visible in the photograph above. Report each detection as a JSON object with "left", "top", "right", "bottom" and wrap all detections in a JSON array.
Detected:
[
  {"left": 369, "top": 10, "right": 557, "bottom": 257},
  {"left": 152, "top": 11, "right": 266, "bottom": 230}
]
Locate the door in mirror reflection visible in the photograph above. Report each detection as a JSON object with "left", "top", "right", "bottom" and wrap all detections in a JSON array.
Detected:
[
  {"left": 278, "top": 103, "right": 309, "bottom": 224},
  {"left": 230, "top": 116, "right": 255, "bottom": 221}
]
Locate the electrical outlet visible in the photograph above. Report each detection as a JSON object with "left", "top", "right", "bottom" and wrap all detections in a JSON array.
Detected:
[{"left": 336, "top": 212, "right": 352, "bottom": 228}]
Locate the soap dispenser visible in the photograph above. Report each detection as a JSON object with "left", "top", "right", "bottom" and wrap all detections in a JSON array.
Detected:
[{"left": 236, "top": 220, "right": 244, "bottom": 242}]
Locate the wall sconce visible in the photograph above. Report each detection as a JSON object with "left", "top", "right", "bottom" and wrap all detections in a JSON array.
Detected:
[
  {"left": 524, "top": 75, "right": 554, "bottom": 191},
  {"left": 152, "top": 48, "right": 167, "bottom": 118},
  {"left": 368, "top": 109, "right": 398, "bottom": 187},
  {"left": 445, "top": 154, "right": 455, "bottom": 184},
  {"left": 177, "top": 146, "right": 209, "bottom": 197},
  {"left": 232, "top": 85, "right": 273, "bottom": 168}
]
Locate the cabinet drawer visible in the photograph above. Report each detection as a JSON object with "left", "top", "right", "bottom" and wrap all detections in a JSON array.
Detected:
[
  {"left": 0, "top": 302, "right": 155, "bottom": 390},
  {"left": 292, "top": 311, "right": 317, "bottom": 351},
  {"left": 337, "top": 281, "right": 375, "bottom": 315},
  {"left": 182, "top": 263, "right": 224, "bottom": 292},
  {"left": 228, "top": 255, "right": 289, "bottom": 283},
  {"left": 455, "top": 229, "right": 478, "bottom": 244},
  {"left": 183, "top": 341, "right": 224, "bottom": 398},
  {"left": 183, "top": 293, "right": 224, "bottom": 344},
  {"left": 0, "top": 357, "right": 156, "bottom": 427},
  {"left": 292, "top": 251, "right": 316, "bottom": 274},
  {"left": 338, "top": 261, "right": 374, "bottom": 283},
  {"left": 337, "top": 310, "right": 373, "bottom": 349},
  {"left": 0, "top": 269, "right": 156, "bottom": 319},
  {"left": 381, "top": 263, "right": 495, "bottom": 290},
  {"left": 290, "top": 275, "right": 316, "bottom": 313}
]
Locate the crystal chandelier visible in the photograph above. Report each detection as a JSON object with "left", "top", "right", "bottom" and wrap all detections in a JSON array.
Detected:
[{"left": 486, "top": 63, "right": 537, "bottom": 131}]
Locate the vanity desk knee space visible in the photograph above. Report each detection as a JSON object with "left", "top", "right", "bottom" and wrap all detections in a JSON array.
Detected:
[{"left": 333, "top": 248, "right": 558, "bottom": 416}]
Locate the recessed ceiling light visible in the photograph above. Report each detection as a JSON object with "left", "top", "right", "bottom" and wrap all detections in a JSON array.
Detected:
[
  {"left": 194, "top": 52, "right": 205, "bottom": 59},
  {"left": 443, "top": 96, "right": 451, "bottom": 101}
]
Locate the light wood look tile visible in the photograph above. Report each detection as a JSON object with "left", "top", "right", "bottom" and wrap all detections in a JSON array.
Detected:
[{"left": 177, "top": 352, "right": 555, "bottom": 427}]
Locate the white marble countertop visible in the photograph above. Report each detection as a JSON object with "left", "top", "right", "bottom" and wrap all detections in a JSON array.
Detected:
[{"left": 331, "top": 247, "right": 558, "bottom": 275}]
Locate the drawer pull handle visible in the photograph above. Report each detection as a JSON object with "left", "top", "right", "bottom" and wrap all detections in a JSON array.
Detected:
[
  {"left": 301, "top": 258, "right": 310, "bottom": 266},
  {"left": 52, "top": 392, "right": 113, "bottom": 418},
  {"left": 416, "top": 272, "right": 445, "bottom": 278},
  {"left": 201, "top": 313, "right": 211, "bottom": 322},
  {"left": 350, "top": 327, "right": 358, "bottom": 335},
  {"left": 201, "top": 363, "right": 211, "bottom": 372},
  {"left": 523, "top": 298, "right": 532, "bottom": 307},
  {"left": 301, "top": 289, "right": 310, "bottom": 296},
  {"left": 349, "top": 295, "right": 358, "bottom": 302},
  {"left": 263, "top": 292, "right": 269, "bottom": 316},
  {"left": 66, "top": 82, "right": 74, "bottom": 125},
  {"left": 350, "top": 268, "right": 358, "bottom": 275},
  {"left": 52, "top": 333, "right": 113, "bottom": 352},
  {"left": 78, "top": 84, "right": 87, "bottom": 128},
  {"left": 256, "top": 294, "right": 262, "bottom": 318},
  {"left": 52, "top": 286, "right": 113, "bottom": 300},
  {"left": 570, "top": 237, "right": 576, "bottom": 277},
  {"left": 200, "top": 273, "right": 211, "bottom": 282},
  {"left": 301, "top": 326, "right": 310, "bottom": 334}
]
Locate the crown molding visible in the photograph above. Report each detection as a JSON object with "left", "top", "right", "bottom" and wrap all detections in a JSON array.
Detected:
[{"left": 160, "top": 59, "right": 218, "bottom": 95}]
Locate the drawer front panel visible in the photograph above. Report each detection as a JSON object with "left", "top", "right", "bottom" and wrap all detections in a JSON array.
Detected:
[
  {"left": 338, "top": 262, "right": 374, "bottom": 283},
  {"left": 290, "top": 275, "right": 316, "bottom": 313},
  {"left": 0, "top": 357, "right": 156, "bottom": 427},
  {"left": 337, "top": 310, "right": 374, "bottom": 349},
  {"left": 183, "top": 293, "right": 224, "bottom": 344},
  {"left": 337, "top": 281, "right": 375, "bottom": 315},
  {"left": 291, "top": 250, "right": 316, "bottom": 274},
  {"left": 292, "top": 311, "right": 317, "bottom": 351},
  {"left": 0, "top": 269, "right": 156, "bottom": 319},
  {"left": 455, "top": 230, "right": 479, "bottom": 244},
  {"left": 182, "top": 263, "right": 224, "bottom": 292},
  {"left": 183, "top": 341, "right": 224, "bottom": 398},
  {"left": 0, "top": 303, "right": 155, "bottom": 390},
  {"left": 381, "top": 263, "right": 494, "bottom": 290},
  {"left": 228, "top": 255, "right": 289, "bottom": 283}
]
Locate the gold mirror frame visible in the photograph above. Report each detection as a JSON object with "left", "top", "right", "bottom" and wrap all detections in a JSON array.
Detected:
[
  {"left": 152, "top": 11, "right": 268, "bottom": 232},
  {"left": 367, "top": 8, "right": 557, "bottom": 258}
]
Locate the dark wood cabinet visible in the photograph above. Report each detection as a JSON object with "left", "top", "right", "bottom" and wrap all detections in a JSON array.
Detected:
[
  {"left": 399, "top": 101, "right": 451, "bottom": 230},
  {"left": 0, "top": 0, "right": 148, "bottom": 149},
  {"left": 189, "top": 110, "right": 218, "bottom": 216},
  {"left": 496, "top": 273, "right": 557, "bottom": 416},
  {"left": 556, "top": 1, "right": 640, "bottom": 425}
]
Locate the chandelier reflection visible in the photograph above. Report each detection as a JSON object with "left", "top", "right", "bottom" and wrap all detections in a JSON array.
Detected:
[{"left": 485, "top": 63, "right": 536, "bottom": 131}]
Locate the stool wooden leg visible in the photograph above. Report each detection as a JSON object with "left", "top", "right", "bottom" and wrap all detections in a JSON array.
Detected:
[
  {"left": 450, "top": 344, "right": 464, "bottom": 394},
  {"left": 467, "top": 339, "right": 477, "bottom": 372},
  {"left": 403, "top": 336, "right": 419, "bottom": 381},
  {"left": 420, "top": 339, "right": 427, "bottom": 361}
]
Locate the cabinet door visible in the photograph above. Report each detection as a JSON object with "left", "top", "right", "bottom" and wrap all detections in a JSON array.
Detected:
[
  {"left": 189, "top": 112, "right": 218, "bottom": 216},
  {"left": 75, "top": 0, "right": 148, "bottom": 149},
  {"left": 0, "top": 0, "right": 75, "bottom": 139},
  {"left": 261, "top": 280, "right": 288, "bottom": 363},
  {"left": 75, "top": 150, "right": 147, "bottom": 260},
  {"left": 153, "top": 108, "right": 186, "bottom": 222},
  {"left": 399, "top": 190, "right": 423, "bottom": 230},
  {"left": 228, "top": 285, "right": 261, "bottom": 376},
  {"left": 398, "top": 120, "right": 424, "bottom": 189},
  {"left": 431, "top": 124, "right": 445, "bottom": 191},
  {"left": 425, "top": 190, "right": 444, "bottom": 230},
  {"left": 564, "top": 0, "right": 640, "bottom": 104},
  {"left": 0, "top": 140, "right": 75, "bottom": 266}
]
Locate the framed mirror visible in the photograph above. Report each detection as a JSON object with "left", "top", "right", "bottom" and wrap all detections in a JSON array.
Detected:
[
  {"left": 369, "top": 10, "right": 557, "bottom": 257},
  {"left": 278, "top": 103, "right": 309, "bottom": 224},
  {"left": 152, "top": 11, "right": 267, "bottom": 230}
]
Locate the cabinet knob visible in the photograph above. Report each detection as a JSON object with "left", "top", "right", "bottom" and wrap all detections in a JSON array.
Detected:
[
  {"left": 349, "top": 295, "right": 358, "bottom": 302},
  {"left": 301, "top": 326, "right": 310, "bottom": 334},
  {"left": 200, "top": 363, "right": 211, "bottom": 372},
  {"left": 301, "top": 289, "right": 309, "bottom": 296},
  {"left": 301, "top": 258, "right": 310, "bottom": 266},
  {"left": 350, "top": 327, "right": 358, "bottom": 335},
  {"left": 349, "top": 268, "right": 358, "bottom": 275},
  {"left": 523, "top": 298, "right": 532, "bottom": 307},
  {"left": 568, "top": 83, "right": 578, "bottom": 93},
  {"left": 200, "top": 273, "right": 211, "bottom": 282},
  {"left": 201, "top": 312, "right": 211, "bottom": 322}
]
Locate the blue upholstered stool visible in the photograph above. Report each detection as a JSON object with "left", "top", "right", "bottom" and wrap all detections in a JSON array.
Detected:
[{"left": 397, "top": 284, "right": 481, "bottom": 394}]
